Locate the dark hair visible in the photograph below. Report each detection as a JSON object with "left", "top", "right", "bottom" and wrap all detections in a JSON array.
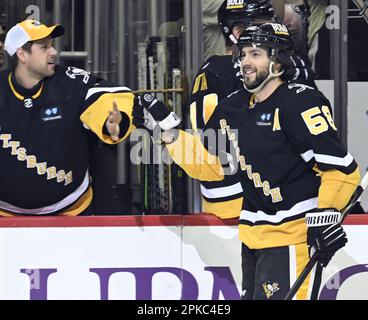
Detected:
[
  {"left": 236, "top": 23, "right": 295, "bottom": 81},
  {"left": 276, "top": 51, "right": 296, "bottom": 82},
  {"left": 10, "top": 42, "right": 34, "bottom": 69}
]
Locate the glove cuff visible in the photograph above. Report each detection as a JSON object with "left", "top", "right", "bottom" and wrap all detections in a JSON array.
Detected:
[
  {"left": 305, "top": 209, "right": 341, "bottom": 227},
  {"left": 159, "top": 112, "right": 181, "bottom": 131}
]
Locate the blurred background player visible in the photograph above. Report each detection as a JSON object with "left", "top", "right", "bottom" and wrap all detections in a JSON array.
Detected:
[
  {"left": 202, "top": 0, "right": 227, "bottom": 60},
  {"left": 216, "top": 0, "right": 316, "bottom": 86},
  {"left": 202, "top": 0, "right": 285, "bottom": 61},
  {"left": 190, "top": 0, "right": 315, "bottom": 220},
  {"left": 0, "top": 19, "right": 140, "bottom": 217},
  {"left": 283, "top": 1, "right": 310, "bottom": 64}
]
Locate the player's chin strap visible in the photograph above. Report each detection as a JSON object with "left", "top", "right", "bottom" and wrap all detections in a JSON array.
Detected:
[
  {"left": 244, "top": 60, "right": 284, "bottom": 93},
  {"left": 229, "top": 34, "right": 238, "bottom": 45}
]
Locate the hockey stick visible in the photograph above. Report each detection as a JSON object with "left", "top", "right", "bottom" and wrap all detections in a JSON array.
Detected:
[{"left": 284, "top": 171, "right": 368, "bottom": 300}]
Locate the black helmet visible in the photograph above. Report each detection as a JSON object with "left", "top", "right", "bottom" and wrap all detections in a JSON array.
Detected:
[
  {"left": 236, "top": 23, "right": 293, "bottom": 60},
  {"left": 218, "top": 0, "right": 276, "bottom": 45},
  {"left": 236, "top": 23, "right": 295, "bottom": 89}
]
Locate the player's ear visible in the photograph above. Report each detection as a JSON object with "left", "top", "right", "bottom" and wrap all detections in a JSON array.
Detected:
[
  {"left": 16, "top": 48, "right": 27, "bottom": 64},
  {"left": 232, "top": 24, "right": 244, "bottom": 39}
]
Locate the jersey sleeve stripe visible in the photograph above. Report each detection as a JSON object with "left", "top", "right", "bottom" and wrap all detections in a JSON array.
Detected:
[
  {"left": 85, "top": 86, "right": 131, "bottom": 100},
  {"left": 190, "top": 102, "right": 197, "bottom": 130},
  {"left": 300, "top": 150, "right": 314, "bottom": 162},
  {"left": 200, "top": 182, "right": 243, "bottom": 199},
  {"left": 300, "top": 150, "right": 354, "bottom": 167},
  {"left": 203, "top": 93, "right": 218, "bottom": 124},
  {"left": 315, "top": 153, "right": 354, "bottom": 167},
  {"left": 240, "top": 197, "right": 318, "bottom": 224}
]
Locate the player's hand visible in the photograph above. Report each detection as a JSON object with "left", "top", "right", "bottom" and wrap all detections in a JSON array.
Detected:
[
  {"left": 106, "top": 101, "right": 122, "bottom": 142},
  {"left": 306, "top": 208, "right": 347, "bottom": 267}
]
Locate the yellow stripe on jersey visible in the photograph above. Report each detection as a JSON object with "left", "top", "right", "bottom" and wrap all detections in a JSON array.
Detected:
[
  {"left": 166, "top": 130, "right": 224, "bottom": 182},
  {"left": 60, "top": 186, "right": 93, "bottom": 216},
  {"left": 312, "top": 164, "right": 322, "bottom": 175},
  {"left": 0, "top": 209, "right": 19, "bottom": 217},
  {"left": 192, "top": 73, "right": 208, "bottom": 94},
  {"left": 318, "top": 167, "right": 361, "bottom": 210},
  {"left": 203, "top": 93, "right": 218, "bottom": 125},
  {"left": 249, "top": 94, "right": 256, "bottom": 109},
  {"left": 295, "top": 242, "right": 312, "bottom": 300},
  {"left": 273, "top": 108, "right": 281, "bottom": 131},
  {"left": 203, "top": 197, "right": 242, "bottom": 219},
  {"left": 8, "top": 73, "right": 44, "bottom": 100},
  {"left": 80, "top": 92, "right": 135, "bottom": 144},
  {"left": 239, "top": 217, "right": 307, "bottom": 249}
]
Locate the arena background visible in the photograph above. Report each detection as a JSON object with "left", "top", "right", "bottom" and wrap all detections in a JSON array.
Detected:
[{"left": 0, "top": 0, "right": 367, "bottom": 300}]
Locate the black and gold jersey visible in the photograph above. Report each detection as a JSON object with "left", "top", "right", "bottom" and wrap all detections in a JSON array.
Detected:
[
  {"left": 190, "top": 55, "right": 243, "bottom": 130},
  {"left": 0, "top": 66, "right": 135, "bottom": 216},
  {"left": 169, "top": 82, "right": 360, "bottom": 249},
  {"left": 189, "top": 53, "right": 316, "bottom": 219},
  {"left": 189, "top": 55, "right": 245, "bottom": 219}
]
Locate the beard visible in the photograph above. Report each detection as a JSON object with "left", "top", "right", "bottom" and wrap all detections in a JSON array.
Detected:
[{"left": 243, "top": 66, "right": 269, "bottom": 91}]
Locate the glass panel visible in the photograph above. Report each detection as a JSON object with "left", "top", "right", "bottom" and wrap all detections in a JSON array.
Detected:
[{"left": 125, "top": 0, "right": 187, "bottom": 215}]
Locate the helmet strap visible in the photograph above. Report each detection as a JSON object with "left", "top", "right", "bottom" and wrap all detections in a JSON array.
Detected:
[
  {"left": 244, "top": 61, "right": 284, "bottom": 93},
  {"left": 229, "top": 34, "right": 238, "bottom": 44}
]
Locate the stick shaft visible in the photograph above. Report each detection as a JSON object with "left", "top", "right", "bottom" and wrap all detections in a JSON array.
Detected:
[{"left": 284, "top": 255, "right": 318, "bottom": 300}]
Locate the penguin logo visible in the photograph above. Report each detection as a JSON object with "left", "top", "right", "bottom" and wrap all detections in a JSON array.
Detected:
[{"left": 262, "top": 281, "right": 280, "bottom": 299}]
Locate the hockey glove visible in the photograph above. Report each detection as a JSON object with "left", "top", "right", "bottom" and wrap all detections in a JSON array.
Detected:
[
  {"left": 132, "top": 95, "right": 145, "bottom": 128},
  {"left": 306, "top": 208, "right": 348, "bottom": 267},
  {"left": 138, "top": 94, "right": 181, "bottom": 131}
]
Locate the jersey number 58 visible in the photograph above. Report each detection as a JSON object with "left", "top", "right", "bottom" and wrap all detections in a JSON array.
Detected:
[{"left": 301, "top": 106, "right": 337, "bottom": 136}]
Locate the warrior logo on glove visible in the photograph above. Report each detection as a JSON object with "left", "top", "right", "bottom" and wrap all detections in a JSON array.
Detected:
[{"left": 305, "top": 208, "right": 348, "bottom": 267}]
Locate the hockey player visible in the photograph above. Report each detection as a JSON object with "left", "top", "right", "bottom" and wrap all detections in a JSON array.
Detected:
[
  {"left": 217, "top": 0, "right": 316, "bottom": 86},
  {"left": 137, "top": 23, "right": 361, "bottom": 299},
  {"left": 0, "top": 20, "right": 140, "bottom": 217},
  {"left": 190, "top": 0, "right": 316, "bottom": 220}
]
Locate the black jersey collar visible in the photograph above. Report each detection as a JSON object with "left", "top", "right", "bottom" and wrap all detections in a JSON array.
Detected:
[
  {"left": 8, "top": 72, "right": 44, "bottom": 100},
  {"left": 249, "top": 82, "right": 287, "bottom": 108}
]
